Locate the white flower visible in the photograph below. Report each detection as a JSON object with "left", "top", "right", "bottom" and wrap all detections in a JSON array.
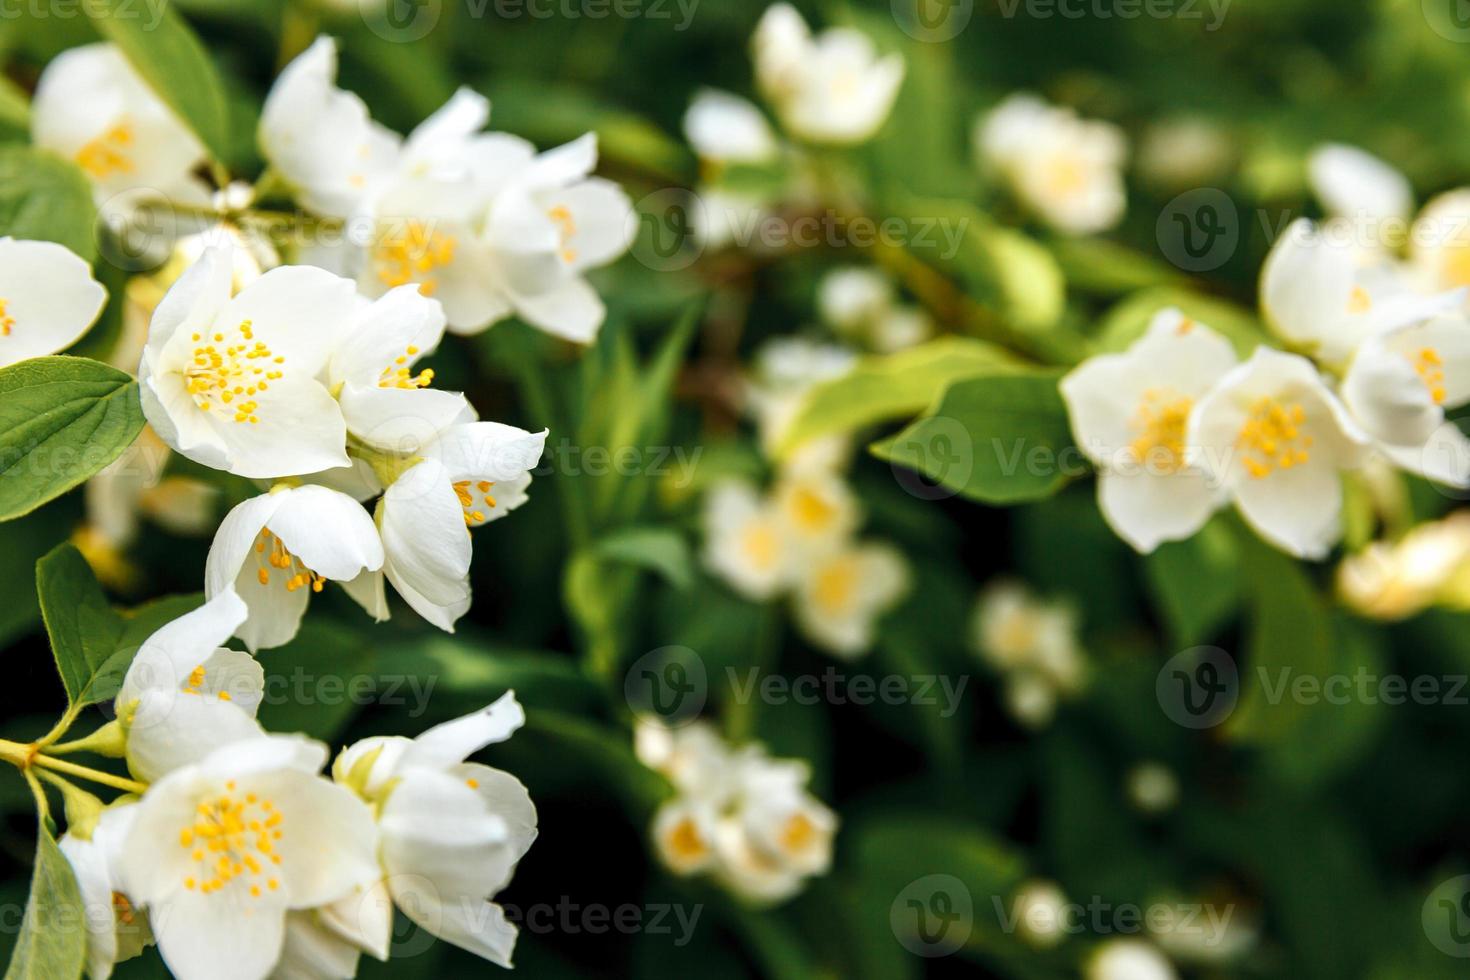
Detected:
[
  {"left": 58, "top": 803, "right": 153, "bottom": 980},
  {"left": 752, "top": 4, "right": 904, "bottom": 145},
  {"left": 683, "top": 89, "right": 779, "bottom": 165},
  {"left": 817, "top": 266, "right": 893, "bottom": 333},
  {"left": 972, "top": 580, "right": 1083, "bottom": 682},
  {"left": 32, "top": 43, "right": 205, "bottom": 201},
  {"left": 744, "top": 336, "right": 857, "bottom": 462},
  {"left": 635, "top": 719, "right": 737, "bottom": 800},
  {"left": 1086, "top": 939, "right": 1177, "bottom": 980},
  {"left": 118, "top": 735, "right": 380, "bottom": 980},
  {"left": 1059, "top": 309, "right": 1239, "bottom": 553},
  {"left": 692, "top": 187, "right": 766, "bottom": 251},
  {"left": 114, "top": 589, "right": 266, "bottom": 784},
  {"left": 1307, "top": 143, "right": 1413, "bottom": 227},
  {"left": 139, "top": 246, "right": 356, "bottom": 478},
  {"left": 976, "top": 93, "right": 1127, "bottom": 235},
  {"left": 1188, "top": 346, "right": 1371, "bottom": 558},
  {"left": 652, "top": 797, "right": 719, "bottom": 876},
  {"left": 1259, "top": 218, "right": 1449, "bottom": 365},
  {"left": 364, "top": 421, "right": 547, "bottom": 630},
  {"left": 85, "top": 429, "right": 218, "bottom": 551},
  {"left": 1341, "top": 309, "right": 1470, "bottom": 486},
  {"left": 326, "top": 285, "right": 469, "bottom": 452},
  {"left": 1011, "top": 879, "right": 1068, "bottom": 949},
  {"left": 1410, "top": 188, "right": 1470, "bottom": 292},
  {"left": 792, "top": 540, "right": 908, "bottom": 657},
  {"left": 702, "top": 480, "right": 793, "bottom": 601},
  {"left": 332, "top": 693, "right": 538, "bottom": 969},
  {"left": 0, "top": 238, "right": 107, "bottom": 367},
  {"left": 1135, "top": 117, "right": 1233, "bottom": 189},
  {"left": 205, "top": 484, "right": 385, "bottom": 652},
  {"left": 258, "top": 37, "right": 399, "bottom": 220},
  {"left": 1337, "top": 511, "right": 1470, "bottom": 620},
  {"left": 773, "top": 468, "right": 861, "bottom": 550},
  {"left": 1125, "top": 762, "right": 1180, "bottom": 814},
  {"left": 478, "top": 134, "right": 636, "bottom": 341}
]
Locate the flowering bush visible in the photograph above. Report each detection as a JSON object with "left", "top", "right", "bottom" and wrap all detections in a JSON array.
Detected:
[{"left": 1, "top": 2, "right": 1470, "bottom": 979}]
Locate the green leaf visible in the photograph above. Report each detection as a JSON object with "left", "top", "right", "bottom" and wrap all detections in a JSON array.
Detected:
[
  {"left": 83, "top": 0, "right": 229, "bottom": 162},
  {"left": 0, "top": 357, "right": 146, "bottom": 522},
  {"left": 1142, "top": 517, "right": 1241, "bottom": 648},
  {"left": 1050, "top": 236, "right": 1186, "bottom": 296},
  {"left": 37, "top": 544, "right": 125, "bottom": 709},
  {"left": 774, "top": 337, "right": 1024, "bottom": 460},
  {"left": 4, "top": 829, "right": 85, "bottom": 980},
  {"left": 255, "top": 619, "right": 374, "bottom": 742},
  {"left": 589, "top": 527, "right": 694, "bottom": 590},
  {"left": 871, "top": 371, "right": 1076, "bottom": 505},
  {"left": 0, "top": 76, "right": 30, "bottom": 133},
  {"left": 0, "top": 146, "right": 97, "bottom": 261}
]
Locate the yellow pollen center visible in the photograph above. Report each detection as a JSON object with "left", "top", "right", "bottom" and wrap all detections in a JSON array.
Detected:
[
  {"left": 780, "top": 813, "right": 816, "bottom": 853},
  {"left": 253, "top": 529, "right": 325, "bottom": 593},
  {"left": 741, "top": 522, "right": 779, "bottom": 570},
  {"left": 1440, "top": 246, "right": 1470, "bottom": 289},
  {"left": 180, "top": 790, "right": 284, "bottom": 896},
  {"left": 1412, "top": 347, "right": 1447, "bottom": 404},
  {"left": 788, "top": 487, "right": 837, "bottom": 533},
  {"left": 547, "top": 205, "right": 578, "bottom": 264},
  {"left": 0, "top": 298, "right": 13, "bottom": 337},
  {"left": 813, "top": 557, "right": 859, "bottom": 615},
  {"left": 184, "top": 320, "right": 283, "bottom": 424},
  {"left": 453, "top": 480, "right": 498, "bottom": 527},
  {"left": 76, "top": 121, "right": 135, "bottom": 179},
  {"left": 1128, "top": 390, "right": 1193, "bottom": 473},
  {"left": 1237, "top": 397, "right": 1313, "bottom": 479},
  {"left": 1041, "top": 154, "right": 1087, "bottom": 196},
  {"left": 667, "top": 818, "right": 706, "bottom": 861},
  {"left": 374, "top": 221, "right": 457, "bottom": 297},
  {"left": 1347, "top": 285, "right": 1373, "bottom": 314},
  {"left": 379, "top": 344, "right": 434, "bottom": 389}
]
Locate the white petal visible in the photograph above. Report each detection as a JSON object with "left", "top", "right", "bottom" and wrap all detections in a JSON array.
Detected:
[
  {"left": 218, "top": 265, "right": 359, "bottom": 372},
  {"left": 400, "top": 692, "right": 525, "bottom": 771},
  {"left": 244, "top": 769, "right": 380, "bottom": 908},
  {"left": 1383, "top": 421, "right": 1470, "bottom": 487},
  {"left": 125, "top": 687, "right": 265, "bottom": 783},
  {"left": 205, "top": 492, "right": 285, "bottom": 600},
  {"left": 339, "top": 384, "right": 469, "bottom": 454},
  {"left": 267, "top": 485, "right": 384, "bottom": 581},
  {"left": 328, "top": 285, "right": 447, "bottom": 388},
  {"left": 146, "top": 245, "right": 234, "bottom": 361},
  {"left": 1096, "top": 469, "right": 1221, "bottom": 554},
  {"left": 150, "top": 883, "right": 286, "bottom": 980},
  {"left": 425, "top": 422, "right": 548, "bottom": 483},
  {"left": 119, "top": 590, "right": 248, "bottom": 707},
  {"left": 1308, "top": 143, "right": 1413, "bottom": 223},
  {"left": 0, "top": 239, "right": 107, "bottom": 366},
  {"left": 451, "top": 763, "right": 538, "bottom": 863},
  {"left": 274, "top": 911, "right": 361, "bottom": 980},
  {"left": 380, "top": 460, "right": 473, "bottom": 607},
  {"left": 206, "top": 380, "right": 349, "bottom": 479},
  {"left": 340, "top": 568, "right": 390, "bottom": 622},
  {"left": 543, "top": 178, "right": 636, "bottom": 272},
  {"left": 521, "top": 133, "right": 597, "bottom": 190},
  {"left": 511, "top": 275, "right": 606, "bottom": 343},
  {"left": 1231, "top": 457, "right": 1345, "bottom": 559}
]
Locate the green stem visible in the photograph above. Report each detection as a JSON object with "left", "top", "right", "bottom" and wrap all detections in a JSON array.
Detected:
[{"left": 0, "top": 739, "right": 147, "bottom": 796}]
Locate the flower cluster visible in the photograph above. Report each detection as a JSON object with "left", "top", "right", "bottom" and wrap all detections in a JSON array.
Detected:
[
  {"left": 635, "top": 720, "right": 835, "bottom": 905},
  {"left": 817, "top": 265, "right": 934, "bottom": 354},
  {"left": 61, "top": 590, "right": 535, "bottom": 980},
  {"left": 260, "top": 38, "right": 635, "bottom": 343},
  {"left": 971, "top": 580, "right": 1087, "bottom": 728},
  {"left": 1062, "top": 216, "right": 1470, "bottom": 559}
]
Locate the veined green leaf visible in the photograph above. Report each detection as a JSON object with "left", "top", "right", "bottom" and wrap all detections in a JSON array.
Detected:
[
  {"left": 37, "top": 544, "right": 125, "bottom": 709},
  {"left": 3, "top": 829, "right": 85, "bottom": 980},
  {"left": 0, "top": 146, "right": 97, "bottom": 262},
  {"left": 0, "top": 357, "right": 145, "bottom": 523}
]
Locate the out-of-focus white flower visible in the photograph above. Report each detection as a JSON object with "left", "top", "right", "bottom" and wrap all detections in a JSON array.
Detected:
[
  {"left": 684, "top": 89, "right": 779, "bottom": 165},
  {"left": 1188, "top": 347, "right": 1372, "bottom": 559},
  {"left": 0, "top": 238, "right": 107, "bottom": 367},
  {"left": 1126, "top": 762, "right": 1180, "bottom": 815},
  {"left": 751, "top": 3, "right": 904, "bottom": 145},
  {"left": 744, "top": 337, "right": 858, "bottom": 463},
  {"left": 1136, "top": 117, "right": 1234, "bottom": 189},
  {"left": 817, "top": 267, "right": 893, "bottom": 332},
  {"left": 114, "top": 589, "right": 266, "bottom": 784},
  {"left": 772, "top": 468, "right": 861, "bottom": 552},
  {"left": 118, "top": 735, "right": 380, "bottom": 980},
  {"left": 258, "top": 37, "right": 399, "bottom": 220},
  {"left": 792, "top": 540, "right": 908, "bottom": 657},
  {"left": 692, "top": 187, "right": 766, "bottom": 251},
  {"left": 58, "top": 803, "right": 154, "bottom": 980},
  {"left": 332, "top": 693, "right": 537, "bottom": 968},
  {"left": 1086, "top": 938, "right": 1178, "bottom": 980},
  {"left": 1307, "top": 143, "right": 1414, "bottom": 228},
  {"left": 638, "top": 720, "right": 835, "bottom": 905},
  {"left": 702, "top": 480, "right": 794, "bottom": 601},
  {"left": 1152, "top": 902, "right": 1258, "bottom": 964},
  {"left": 1410, "top": 189, "right": 1470, "bottom": 292},
  {"left": 32, "top": 43, "right": 206, "bottom": 201},
  {"left": 1060, "top": 309, "right": 1238, "bottom": 553},
  {"left": 138, "top": 245, "right": 356, "bottom": 479},
  {"left": 1341, "top": 309, "right": 1470, "bottom": 486},
  {"left": 1012, "top": 879, "right": 1068, "bottom": 949},
  {"left": 976, "top": 93, "right": 1127, "bottom": 235},
  {"left": 973, "top": 580, "right": 1086, "bottom": 728},
  {"left": 1258, "top": 218, "right": 1448, "bottom": 365},
  {"left": 205, "top": 484, "right": 384, "bottom": 652},
  {"left": 364, "top": 421, "right": 547, "bottom": 631},
  {"left": 1338, "top": 511, "right": 1470, "bottom": 620}
]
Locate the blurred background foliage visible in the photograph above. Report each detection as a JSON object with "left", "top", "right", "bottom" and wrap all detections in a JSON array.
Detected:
[{"left": 3, "top": 0, "right": 1470, "bottom": 978}]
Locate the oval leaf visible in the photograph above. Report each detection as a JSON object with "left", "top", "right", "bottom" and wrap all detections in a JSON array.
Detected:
[
  {"left": 0, "top": 146, "right": 97, "bottom": 262},
  {"left": 3, "top": 829, "right": 85, "bottom": 980}
]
